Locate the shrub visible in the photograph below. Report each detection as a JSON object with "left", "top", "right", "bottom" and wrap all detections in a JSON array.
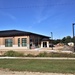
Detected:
[
  {"left": 48, "top": 52, "right": 75, "bottom": 57},
  {"left": 4, "top": 50, "right": 24, "bottom": 57},
  {"left": 26, "top": 54, "right": 35, "bottom": 57},
  {"left": 36, "top": 52, "right": 48, "bottom": 57},
  {"left": 3, "top": 50, "right": 75, "bottom": 57},
  {"left": 36, "top": 52, "right": 75, "bottom": 57}
]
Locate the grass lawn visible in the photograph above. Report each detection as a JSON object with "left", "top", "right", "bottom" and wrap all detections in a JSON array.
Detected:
[{"left": 0, "top": 59, "right": 75, "bottom": 73}]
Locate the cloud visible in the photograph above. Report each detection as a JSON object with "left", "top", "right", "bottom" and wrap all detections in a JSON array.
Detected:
[
  {"left": 6, "top": 13, "right": 16, "bottom": 20},
  {"left": 35, "top": 16, "right": 49, "bottom": 24},
  {"left": 28, "top": 15, "right": 49, "bottom": 29},
  {"left": 28, "top": 0, "right": 49, "bottom": 28},
  {"left": 28, "top": 0, "right": 64, "bottom": 29},
  {"left": 28, "top": 11, "right": 62, "bottom": 29},
  {"left": 0, "top": 10, "right": 16, "bottom": 20}
]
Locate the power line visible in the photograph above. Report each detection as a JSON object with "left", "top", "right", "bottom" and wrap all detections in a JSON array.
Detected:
[{"left": 0, "top": 3, "right": 75, "bottom": 9}]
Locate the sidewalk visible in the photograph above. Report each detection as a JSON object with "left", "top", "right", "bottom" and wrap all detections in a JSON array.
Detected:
[{"left": 0, "top": 57, "right": 75, "bottom": 60}]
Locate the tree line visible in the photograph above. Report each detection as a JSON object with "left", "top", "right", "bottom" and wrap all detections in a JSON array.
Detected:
[{"left": 53, "top": 36, "right": 73, "bottom": 45}]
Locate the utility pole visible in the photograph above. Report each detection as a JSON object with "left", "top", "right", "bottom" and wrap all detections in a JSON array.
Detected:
[
  {"left": 73, "top": 23, "right": 75, "bottom": 52},
  {"left": 51, "top": 32, "right": 53, "bottom": 50}
]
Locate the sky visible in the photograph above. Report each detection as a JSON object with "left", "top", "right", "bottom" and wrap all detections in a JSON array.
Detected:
[{"left": 0, "top": 0, "right": 75, "bottom": 39}]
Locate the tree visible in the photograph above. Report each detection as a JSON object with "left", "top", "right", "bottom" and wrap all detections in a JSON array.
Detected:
[
  {"left": 52, "top": 36, "right": 73, "bottom": 45},
  {"left": 53, "top": 39, "right": 62, "bottom": 45},
  {"left": 62, "top": 37, "right": 66, "bottom": 44},
  {"left": 62, "top": 36, "right": 72, "bottom": 44}
]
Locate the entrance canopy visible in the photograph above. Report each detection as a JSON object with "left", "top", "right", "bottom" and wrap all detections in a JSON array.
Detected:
[{"left": 41, "top": 38, "right": 50, "bottom": 48}]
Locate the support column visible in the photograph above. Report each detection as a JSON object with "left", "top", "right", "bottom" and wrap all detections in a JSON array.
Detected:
[
  {"left": 47, "top": 41, "right": 49, "bottom": 48},
  {"left": 41, "top": 42, "right": 43, "bottom": 48},
  {"left": 27, "top": 36, "right": 30, "bottom": 49}
]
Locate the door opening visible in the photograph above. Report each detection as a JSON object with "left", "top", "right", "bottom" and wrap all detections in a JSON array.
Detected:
[{"left": 43, "top": 42, "right": 47, "bottom": 47}]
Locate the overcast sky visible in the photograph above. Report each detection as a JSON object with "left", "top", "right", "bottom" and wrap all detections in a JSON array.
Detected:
[{"left": 0, "top": 0, "right": 75, "bottom": 39}]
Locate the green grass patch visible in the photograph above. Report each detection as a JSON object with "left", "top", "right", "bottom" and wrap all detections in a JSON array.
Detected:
[{"left": 0, "top": 59, "right": 75, "bottom": 73}]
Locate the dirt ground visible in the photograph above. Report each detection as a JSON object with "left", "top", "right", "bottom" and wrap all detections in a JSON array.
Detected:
[
  {"left": 0, "top": 70, "right": 74, "bottom": 75},
  {"left": 0, "top": 45, "right": 73, "bottom": 55}
]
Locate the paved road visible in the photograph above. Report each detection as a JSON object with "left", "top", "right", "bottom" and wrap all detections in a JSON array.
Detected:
[{"left": 0, "top": 57, "right": 75, "bottom": 60}]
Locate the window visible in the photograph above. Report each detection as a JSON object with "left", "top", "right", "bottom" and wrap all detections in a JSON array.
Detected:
[
  {"left": 18, "top": 38, "right": 20, "bottom": 47},
  {"left": 35, "top": 38, "right": 38, "bottom": 47},
  {"left": 5, "top": 39, "right": 13, "bottom": 47},
  {"left": 22, "top": 38, "right": 27, "bottom": 47},
  {"left": 30, "top": 39, "right": 32, "bottom": 42}
]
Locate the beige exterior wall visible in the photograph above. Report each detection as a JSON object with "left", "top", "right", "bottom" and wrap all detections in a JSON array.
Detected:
[
  {"left": 14, "top": 36, "right": 29, "bottom": 45},
  {"left": 14, "top": 36, "right": 30, "bottom": 48},
  {"left": 0, "top": 36, "right": 30, "bottom": 50},
  {"left": 0, "top": 38, "right": 4, "bottom": 45}
]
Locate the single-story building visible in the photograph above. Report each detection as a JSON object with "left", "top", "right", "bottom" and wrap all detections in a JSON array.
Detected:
[{"left": 0, "top": 30, "right": 50, "bottom": 51}]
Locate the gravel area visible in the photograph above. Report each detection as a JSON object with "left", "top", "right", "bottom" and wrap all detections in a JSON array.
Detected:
[{"left": 0, "top": 70, "right": 74, "bottom": 75}]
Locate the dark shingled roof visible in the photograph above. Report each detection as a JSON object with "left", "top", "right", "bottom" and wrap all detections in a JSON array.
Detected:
[{"left": 0, "top": 30, "right": 50, "bottom": 38}]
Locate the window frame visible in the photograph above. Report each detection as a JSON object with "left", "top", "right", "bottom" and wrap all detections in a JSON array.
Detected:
[
  {"left": 5, "top": 39, "right": 13, "bottom": 47},
  {"left": 18, "top": 38, "right": 20, "bottom": 47},
  {"left": 21, "top": 38, "right": 27, "bottom": 47}
]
